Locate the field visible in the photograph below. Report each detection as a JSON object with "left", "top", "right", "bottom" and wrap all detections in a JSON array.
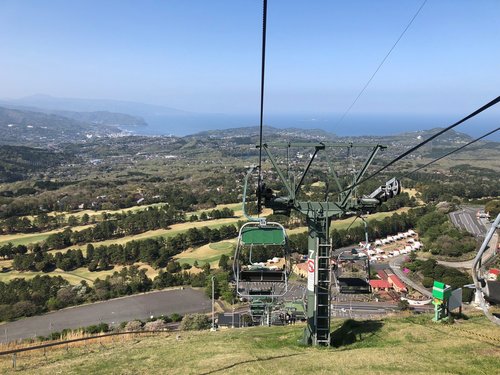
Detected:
[
  {"left": 1, "top": 313, "right": 498, "bottom": 374},
  {"left": 0, "top": 206, "right": 412, "bottom": 284},
  {"left": 176, "top": 241, "right": 236, "bottom": 267},
  {"left": 0, "top": 262, "right": 158, "bottom": 285},
  {"left": 287, "top": 206, "right": 413, "bottom": 235},
  {"left": 0, "top": 224, "right": 95, "bottom": 247},
  {"left": 0, "top": 203, "right": 245, "bottom": 248}
]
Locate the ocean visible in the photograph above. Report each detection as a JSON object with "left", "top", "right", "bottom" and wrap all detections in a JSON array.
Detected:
[{"left": 121, "top": 112, "right": 499, "bottom": 140}]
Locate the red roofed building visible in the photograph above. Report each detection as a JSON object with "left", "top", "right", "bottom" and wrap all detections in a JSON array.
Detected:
[
  {"left": 293, "top": 262, "right": 308, "bottom": 278},
  {"left": 487, "top": 268, "right": 500, "bottom": 280},
  {"left": 388, "top": 274, "right": 407, "bottom": 293},
  {"left": 369, "top": 279, "right": 391, "bottom": 291},
  {"left": 377, "top": 270, "right": 389, "bottom": 280}
]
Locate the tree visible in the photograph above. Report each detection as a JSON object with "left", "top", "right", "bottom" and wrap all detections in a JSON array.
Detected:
[
  {"left": 67, "top": 215, "right": 79, "bottom": 227},
  {"left": 166, "top": 261, "right": 181, "bottom": 273},
  {"left": 398, "top": 299, "right": 410, "bottom": 311},
  {"left": 81, "top": 213, "right": 90, "bottom": 225},
  {"left": 218, "top": 254, "right": 230, "bottom": 271}
]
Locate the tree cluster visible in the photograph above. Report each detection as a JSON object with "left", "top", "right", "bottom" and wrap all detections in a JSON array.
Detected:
[{"left": 403, "top": 258, "right": 473, "bottom": 302}]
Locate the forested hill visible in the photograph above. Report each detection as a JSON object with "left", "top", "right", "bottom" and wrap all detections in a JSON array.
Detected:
[
  {"left": 47, "top": 110, "right": 146, "bottom": 127},
  {"left": 0, "top": 106, "right": 124, "bottom": 146},
  {"left": 188, "top": 126, "right": 473, "bottom": 145},
  {"left": 0, "top": 145, "right": 75, "bottom": 183}
]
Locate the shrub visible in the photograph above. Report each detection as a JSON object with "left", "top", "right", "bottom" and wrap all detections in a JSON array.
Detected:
[
  {"left": 422, "top": 277, "right": 434, "bottom": 288},
  {"left": 144, "top": 320, "right": 167, "bottom": 331},
  {"left": 180, "top": 313, "right": 211, "bottom": 331},
  {"left": 125, "top": 320, "right": 143, "bottom": 332},
  {"left": 169, "top": 313, "right": 182, "bottom": 322}
]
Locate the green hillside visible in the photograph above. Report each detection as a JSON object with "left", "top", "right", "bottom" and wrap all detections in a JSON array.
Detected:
[{"left": 2, "top": 314, "right": 499, "bottom": 374}]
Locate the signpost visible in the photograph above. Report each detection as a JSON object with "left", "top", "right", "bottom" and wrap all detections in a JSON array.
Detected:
[{"left": 432, "top": 280, "right": 461, "bottom": 322}]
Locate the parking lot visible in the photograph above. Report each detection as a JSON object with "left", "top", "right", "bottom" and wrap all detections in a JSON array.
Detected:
[{"left": 449, "top": 207, "right": 488, "bottom": 237}]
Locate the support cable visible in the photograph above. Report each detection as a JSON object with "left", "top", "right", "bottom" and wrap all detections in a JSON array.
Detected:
[
  {"left": 403, "top": 127, "right": 500, "bottom": 178},
  {"left": 334, "top": 0, "right": 428, "bottom": 127},
  {"left": 335, "top": 95, "right": 500, "bottom": 195},
  {"left": 257, "top": 0, "right": 268, "bottom": 213}
]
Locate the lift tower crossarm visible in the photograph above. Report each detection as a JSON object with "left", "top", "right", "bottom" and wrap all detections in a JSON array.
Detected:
[
  {"left": 259, "top": 144, "right": 295, "bottom": 199},
  {"left": 294, "top": 144, "right": 324, "bottom": 196},
  {"left": 338, "top": 144, "right": 384, "bottom": 208}
]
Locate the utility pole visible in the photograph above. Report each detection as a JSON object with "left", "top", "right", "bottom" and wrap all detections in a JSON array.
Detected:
[
  {"left": 211, "top": 275, "right": 217, "bottom": 331},
  {"left": 258, "top": 142, "right": 400, "bottom": 346}
]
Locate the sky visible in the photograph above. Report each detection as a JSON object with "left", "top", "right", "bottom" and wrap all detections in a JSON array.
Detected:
[{"left": 0, "top": 0, "right": 499, "bottom": 125}]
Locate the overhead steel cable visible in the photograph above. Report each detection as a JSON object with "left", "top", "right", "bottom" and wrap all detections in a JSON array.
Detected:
[
  {"left": 403, "top": 127, "right": 500, "bottom": 178},
  {"left": 257, "top": 0, "right": 268, "bottom": 213},
  {"left": 334, "top": 95, "right": 500, "bottom": 195},
  {"left": 334, "top": 0, "right": 428, "bottom": 127}
]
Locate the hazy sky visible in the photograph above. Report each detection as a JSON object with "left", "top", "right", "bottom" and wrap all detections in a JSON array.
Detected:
[{"left": 1, "top": 0, "right": 499, "bottom": 118}]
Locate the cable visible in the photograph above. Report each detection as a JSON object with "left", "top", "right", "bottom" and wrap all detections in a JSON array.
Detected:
[
  {"left": 257, "top": 0, "right": 268, "bottom": 213},
  {"left": 334, "top": 0, "right": 428, "bottom": 127},
  {"left": 403, "top": 127, "right": 500, "bottom": 177},
  {"left": 335, "top": 95, "right": 500, "bottom": 194}
]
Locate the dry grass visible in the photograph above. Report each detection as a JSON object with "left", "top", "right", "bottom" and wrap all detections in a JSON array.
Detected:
[
  {"left": 175, "top": 240, "right": 235, "bottom": 267},
  {"left": 0, "top": 313, "right": 498, "bottom": 374}
]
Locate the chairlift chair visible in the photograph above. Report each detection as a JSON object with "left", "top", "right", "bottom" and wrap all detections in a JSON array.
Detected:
[{"left": 233, "top": 221, "right": 291, "bottom": 297}]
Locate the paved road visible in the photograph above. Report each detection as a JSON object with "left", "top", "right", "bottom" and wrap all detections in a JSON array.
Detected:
[
  {"left": 449, "top": 207, "right": 488, "bottom": 237},
  {"left": 389, "top": 256, "right": 432, "bottom": 298},
  {"left": 0, "top": 288, "right": 210, "bottom": 344}
]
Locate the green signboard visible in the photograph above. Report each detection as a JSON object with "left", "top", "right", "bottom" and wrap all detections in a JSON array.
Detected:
[{"left": 432, "top": 280, "right": 452, "bottom": 301}]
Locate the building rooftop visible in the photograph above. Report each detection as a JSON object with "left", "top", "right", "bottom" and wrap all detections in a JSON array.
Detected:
[
  {"left": 388, "top": 274, "right": 407, "bottom": 291},
  {"left": 369, "top": 279, "right": 391, "bottom": 289}
]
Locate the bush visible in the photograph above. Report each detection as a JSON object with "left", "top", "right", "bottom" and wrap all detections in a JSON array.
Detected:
[
  {"left": 398, "top": 299, "right": 410, "bottom": 311},
  {"left": 422, "top": 277, "right": 434, "bottom": 288},
  {"left": 144, "top": 320, "right": 167, "bottom": 331},
  {"left": 180, "top": 313, "right": 211, "bottom": 331},
  {"left": 125, "top": 320, "right": 143, "bottom": 332},
  {"left": 169, "top": 313, "right": 183, "bottom": 322},
  {"left": 12, "top": 301, "right": 37, "bottom": 318}
]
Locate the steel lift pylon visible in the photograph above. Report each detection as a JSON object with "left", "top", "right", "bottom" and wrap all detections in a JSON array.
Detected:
[{"left": 256, "top": 142, "right": 401, "bottom": 346}]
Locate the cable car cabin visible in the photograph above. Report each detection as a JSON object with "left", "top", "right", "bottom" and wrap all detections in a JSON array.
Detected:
[{"left": 234, "top": 221, "right": 291, "bottom": 297}]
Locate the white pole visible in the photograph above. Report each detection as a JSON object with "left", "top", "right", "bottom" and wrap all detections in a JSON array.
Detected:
[{"left": 211, "top": 275, "right": 216, "bottom": 331}]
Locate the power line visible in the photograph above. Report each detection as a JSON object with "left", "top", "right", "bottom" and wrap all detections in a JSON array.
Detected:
[
  {"left": 403, "top": 127, "right": 500, "bottom": 177},
  {"left": 335, "top": 95, "right": 500, "bottom": 194},
  {"left": 257, "top": 0, "right": 268, "bottom": 212},
  {"left": 334, "top": 0, "right": 428, "bottom": 127}
]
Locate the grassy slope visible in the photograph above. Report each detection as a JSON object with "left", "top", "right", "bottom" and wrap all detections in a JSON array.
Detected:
[
  {"left": 0, "top": 263, "right": 159, "bottom": 285},
  {"left": 2, "top": 314, "right": 499, "bottom": 374},
  {"left": 176, "top": 241, "right": 235, "bottom": 267},
  {"left": 287, "top": 206, "right": 412, "bottom": 235}
]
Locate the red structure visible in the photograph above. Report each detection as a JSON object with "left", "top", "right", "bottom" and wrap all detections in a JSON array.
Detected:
[
  {"left": 388, "top": 274, "right": 407, "bottom": 293},
  {"left": 369, "top": 279, "right": 391, "bottom": 291}
]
